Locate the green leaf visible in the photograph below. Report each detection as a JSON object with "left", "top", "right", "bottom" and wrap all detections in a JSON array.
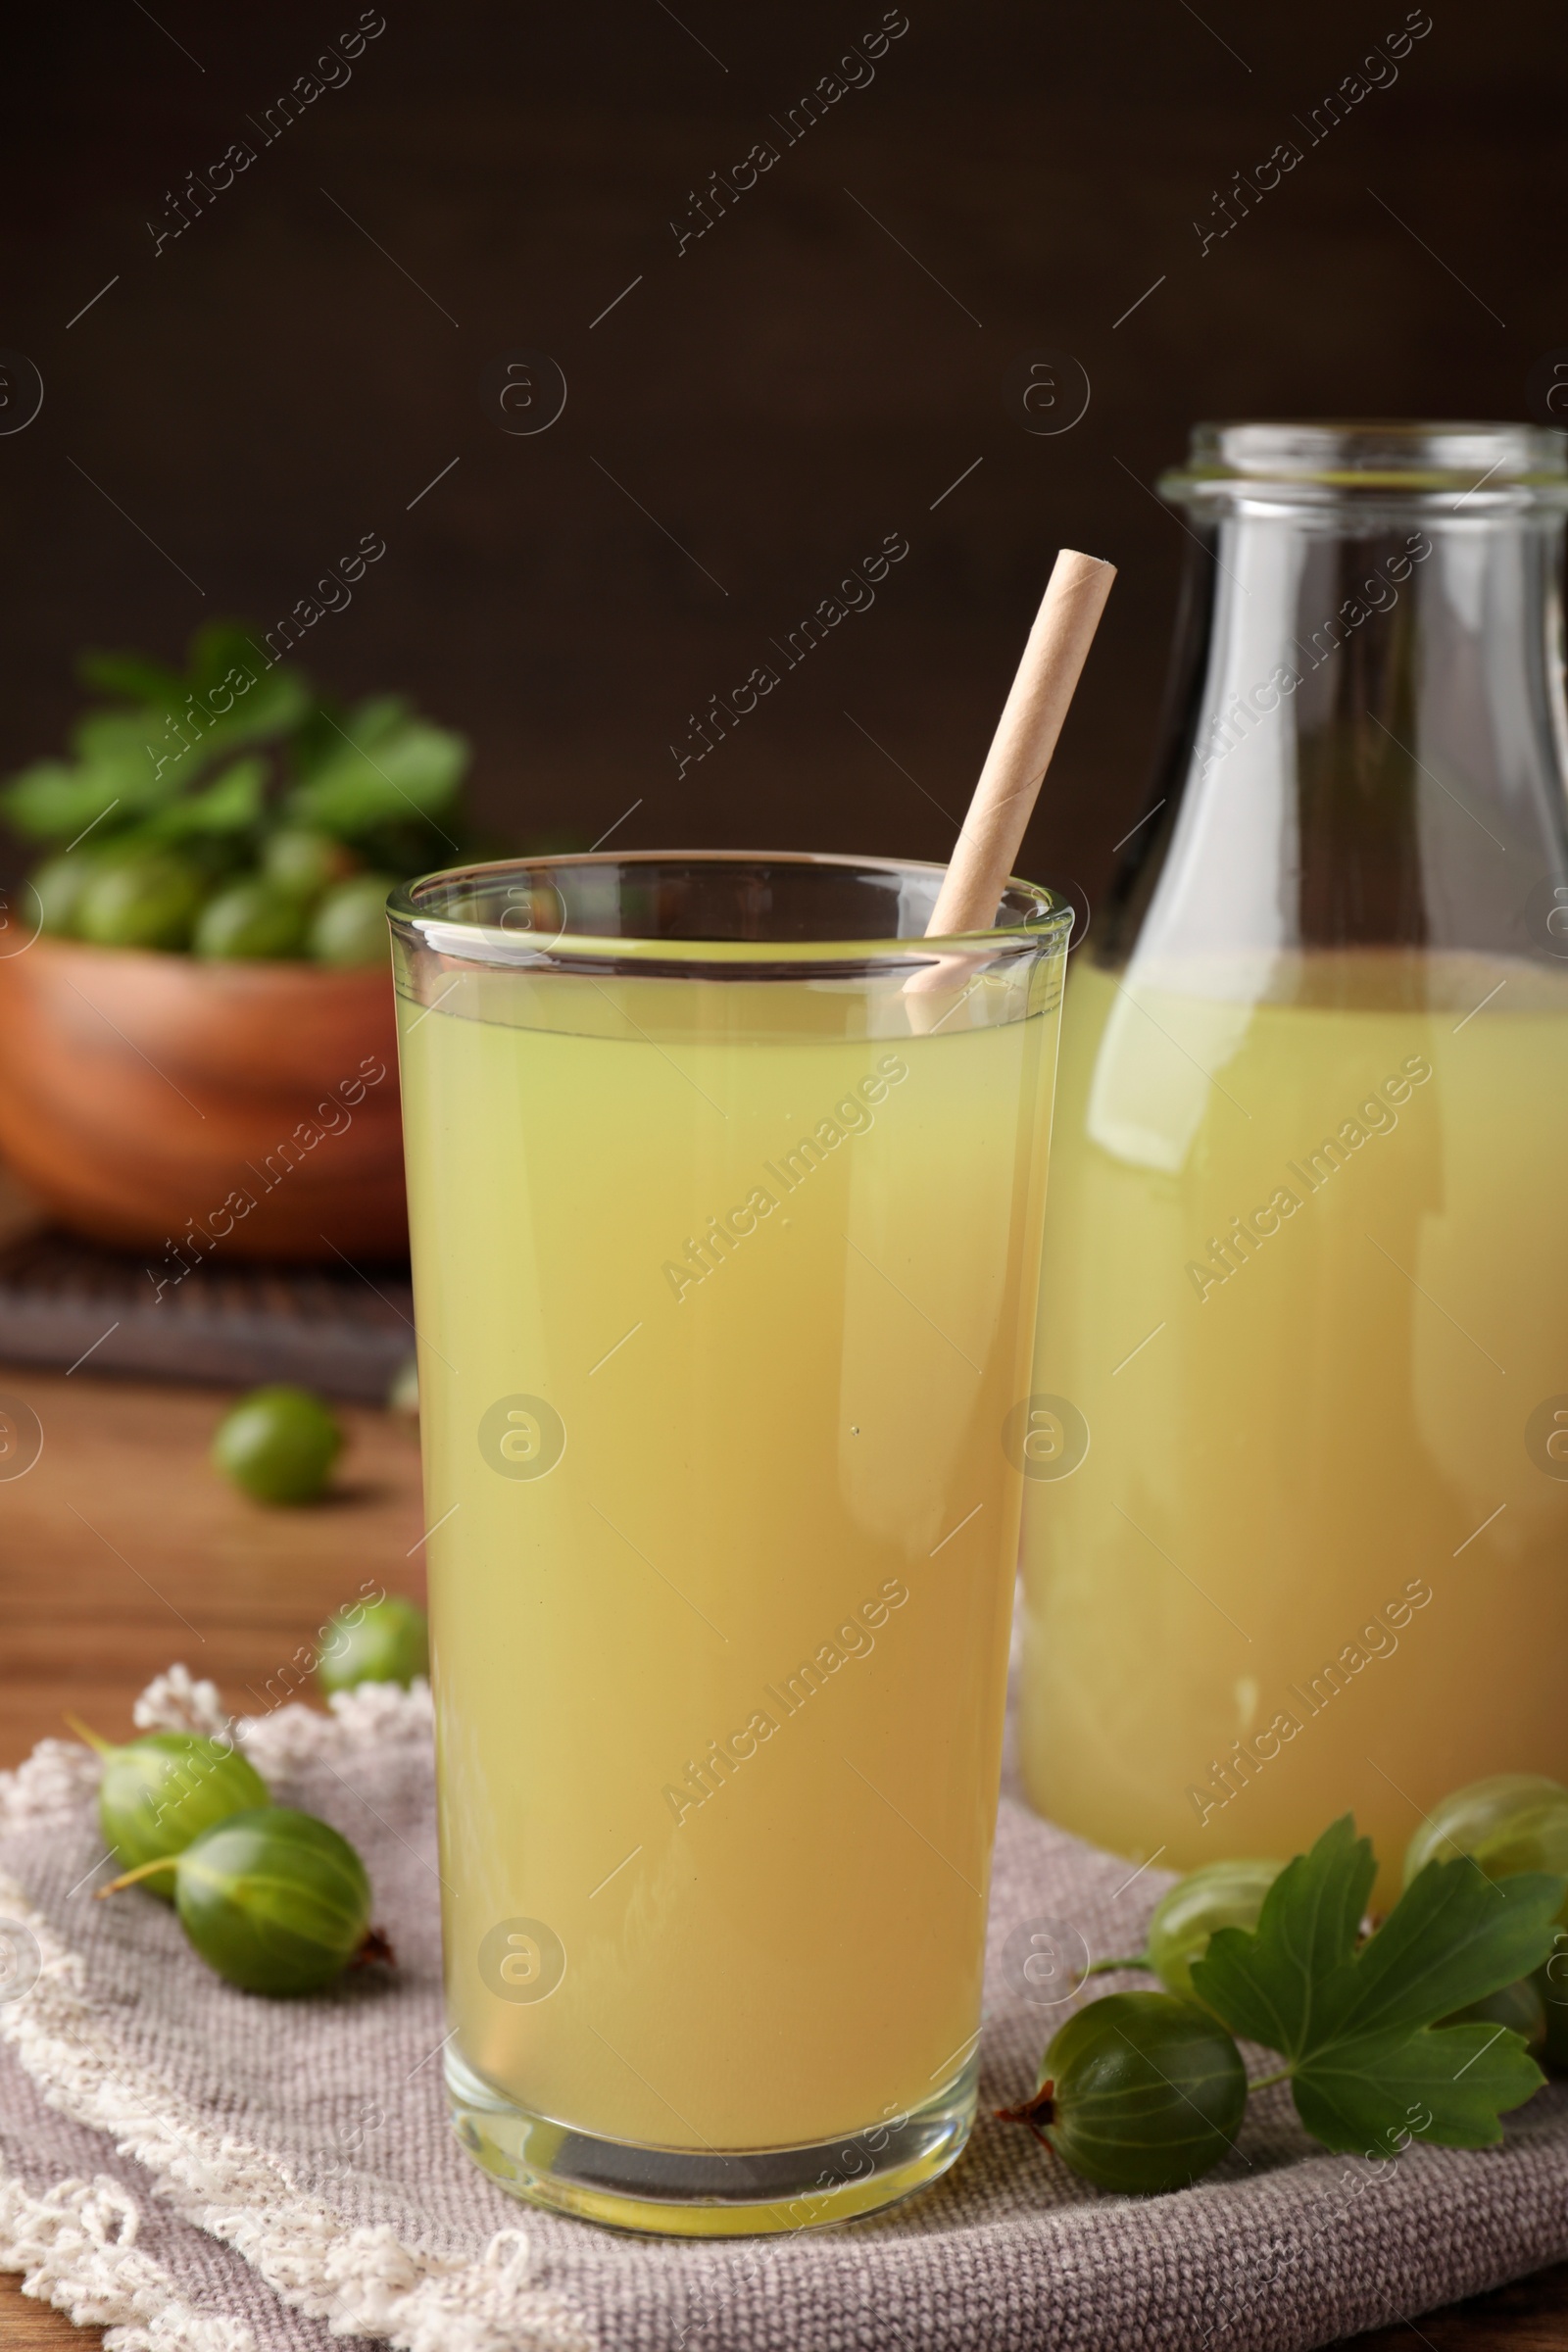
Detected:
[
  {"left": 0, "top": 761, "right": 120, "bottom": 841},
  {"left": 5, "top": 621, "right": 466, "bottom": 857},
  {"left": 132, "top": 669, "right": 316, "bottom": 798},
  {"left": 289, "top": 699, "right": 350, "bottom": 779},
  {"left": 69, "top": 710, "right": 169, "bottom": 780},
  {"left": 286, "top": 712, "right": 467, "bottom": 839},
  {"left": 76, "top": 649, "right": 185, "bottom": 708},
  {"left": 1192, "top": 1816, "right": 1562, "bottom": 2155},
  {"left": 1190, "top": 1815, "right": 1374, "bottom": 2054},
  {"left": 186, "top": 622, "right": 290, "bottom": 700},
  {"left": 1325, "top": 1853, "right": 1566, "bottom": 2043},
  {"left": 1292, "top": 2020, "right": 1544, "bottom": 2154},
  {"left": 195, "top": 664, "right": 315, "bottom": 756},
  {"left": 143, "top": 758, "right": 268, "bottom": 841},
  {"left": 344, "top": 694, "right": 413, "bottom": 747},
  {"left": 0, "top": 730, "right": 176, "bottom": 838}
]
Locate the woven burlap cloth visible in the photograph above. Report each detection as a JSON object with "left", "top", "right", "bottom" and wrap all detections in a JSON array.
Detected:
[{"left": 5, "top": 1670, "right": 1568, "bottom": 2352}]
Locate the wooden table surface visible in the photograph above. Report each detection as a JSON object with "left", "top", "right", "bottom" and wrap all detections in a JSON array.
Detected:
[{"left": 1, "top": 1365, "right": 1565, "bottom": 2352}]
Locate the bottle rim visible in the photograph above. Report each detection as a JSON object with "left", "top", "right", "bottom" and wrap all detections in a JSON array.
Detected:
[{"left": 1160, "top": 420, "right": 1568, "bottom": 509}]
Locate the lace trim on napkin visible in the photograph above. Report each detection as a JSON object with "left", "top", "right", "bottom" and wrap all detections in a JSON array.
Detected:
[{"left": 0, "top": 1679, "right": 596, "bottom": 2352}]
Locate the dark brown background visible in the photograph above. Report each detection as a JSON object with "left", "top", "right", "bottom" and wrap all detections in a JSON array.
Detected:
[{"left": 0, "top": 0, "right": 1560, "bottom": 924}]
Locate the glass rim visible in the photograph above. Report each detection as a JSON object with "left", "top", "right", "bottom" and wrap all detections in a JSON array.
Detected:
[
  {"left": 387, "top": 850, "right": 1073, "bottom": 970},
  {"left": 1160, "top": 418, "right": 1568, "bottom": 509}
]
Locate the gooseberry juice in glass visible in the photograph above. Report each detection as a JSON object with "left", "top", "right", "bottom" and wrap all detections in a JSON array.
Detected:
[
  {"left": 391, "top": 856, "right": 1068, "bottom": 2233},
  {"left": 1019, "top": 425, "right": 1568, "bottom": 1901}
]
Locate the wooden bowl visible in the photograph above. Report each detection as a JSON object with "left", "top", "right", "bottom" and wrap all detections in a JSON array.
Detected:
[{"left": 0, "top": 936, "right": 405, "bottom": 1260}]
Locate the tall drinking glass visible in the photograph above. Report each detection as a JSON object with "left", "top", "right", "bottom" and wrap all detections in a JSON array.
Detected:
[{"left": 389, "top": 853, "right": 1070, "bottom": 2234}]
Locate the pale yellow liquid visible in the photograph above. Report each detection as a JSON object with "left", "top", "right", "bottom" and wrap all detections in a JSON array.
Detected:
[
  {"left": 399, "top": 965, "right": 1058, "bottom": 2150},
  {"left": 1021, "top": 951, "right": 1568, "bottom": 1900}
]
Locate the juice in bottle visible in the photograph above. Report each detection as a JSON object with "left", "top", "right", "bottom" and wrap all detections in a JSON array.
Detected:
[{"left": 1020, "top": 950, "right": 1568, "bottom": 1895}]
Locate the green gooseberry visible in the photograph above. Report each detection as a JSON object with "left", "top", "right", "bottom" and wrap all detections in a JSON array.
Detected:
[
  {"left": 1535, "top": 1957, "right": 1568, "bottom": 2071},
  {"left": 193, "top": 877, "right": 311, "bottom": 959},
  {"left": 317, "top": 1594, "right": 429, "bottom": 1695},
  {"left": 1402, "top": 1774, "right": 1568, "bottom": 2075},
  {"left": 1144, "top": 1859, "right": 1285, "bottom": 2001},
  {"left": 104, "top": 1806, "right": 388, "bottom": 1995},
  {"left": 307, "top": 874, "right": 396, "bottom": 967},
  {"left": 999, "top": 1990, "right": 1247, "bottom": 2195},
  {"left": 71, "top": 1719, "right": 269, "bottom": 1899},
  {"left": 76, "top": 851, "right": 208, "bottom": 950},
  {"left": 1402, "top": 1775, "right": 1568, "bottom": 1897},
  {"left": 213, "top": 1385, "right": 343, "bottom": 1504},
  {"left": 262, "top": 829, "right": 360, "bottom": 899}
]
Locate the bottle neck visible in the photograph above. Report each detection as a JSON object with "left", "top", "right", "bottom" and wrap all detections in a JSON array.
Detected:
[{"left": 1102, "top": 504, "right": 1568, "bottom": 988}]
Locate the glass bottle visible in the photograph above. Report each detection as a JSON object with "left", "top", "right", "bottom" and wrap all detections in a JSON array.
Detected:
[{"left": 1019, "top": 422, "right": 1568, "bottom": 1899}]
